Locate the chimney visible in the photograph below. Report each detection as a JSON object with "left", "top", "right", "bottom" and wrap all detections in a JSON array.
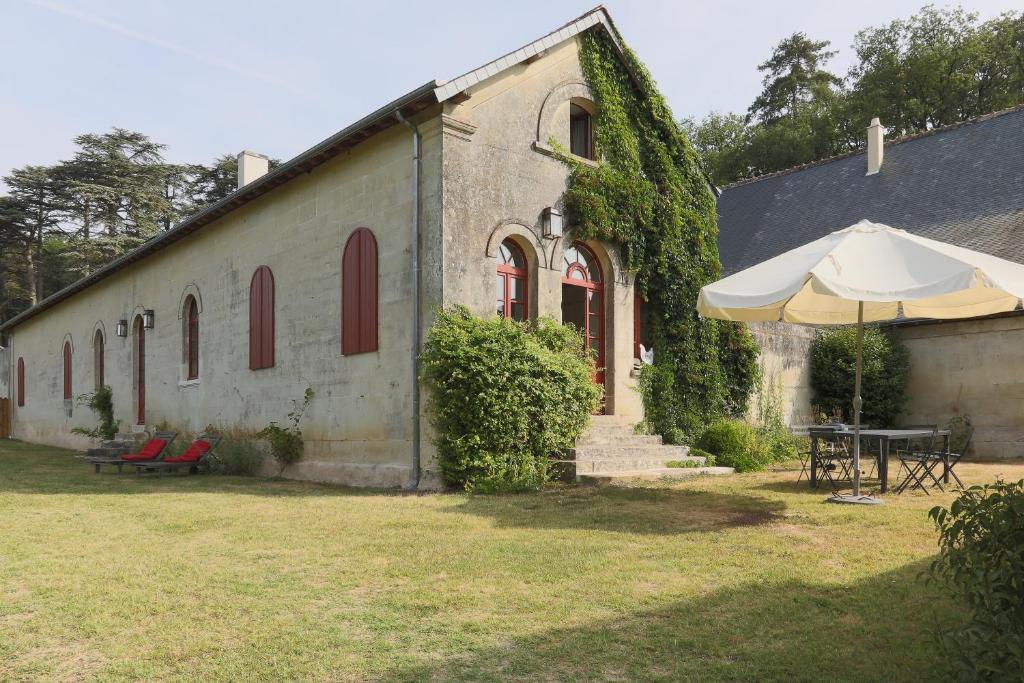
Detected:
[
  {"left": 237, "top": 150, "right": 270, "bottom": 189},
  {"left": 866, "top": 118, "right": 884, "bottom": 175}
]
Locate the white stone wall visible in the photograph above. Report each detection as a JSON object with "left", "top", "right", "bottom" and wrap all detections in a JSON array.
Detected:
[
  {"left": 896, "top": 315, "right": 1024, "bottom": 460},
  {"left": 748, "top": 322, "right": 815, "bottom": 427},
  {"left": 7, "top": 118, "right": 444, "bottom": 487}
]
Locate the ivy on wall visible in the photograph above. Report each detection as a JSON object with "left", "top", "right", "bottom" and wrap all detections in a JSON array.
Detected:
[{"left": 560, "top": 28, "right": 759, "bottom": 439}]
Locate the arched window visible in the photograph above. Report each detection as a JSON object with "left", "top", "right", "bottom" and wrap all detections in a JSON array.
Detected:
[
  {"left": 562, "top": 242, "right": 605, "bottom": 385},
  {"left": 184, "top": 296, "right": 199, "bottom": 380},
  {"left": 249, "top": 266, "right": 275, "bottom": 370},
  {"left": 342, "top": 227, "right": 378, "bottom": 355},
  {"left": 62, "top": 341, "right": 72, "bottom": 400},
  {"left": 496, "top": 239, "right": 528, "bottom": 322},
  {"left": 134, "top": 316, "right": 145, "bottom": 425},
  {"left": 16, "top": 357, "right": 25, "bottom": 407},
  {"left": 570, "top": 103, "right": 595, "bottom": 160},
  {"left": 94, "top": 329, "right": 105, "bottom": 390}
]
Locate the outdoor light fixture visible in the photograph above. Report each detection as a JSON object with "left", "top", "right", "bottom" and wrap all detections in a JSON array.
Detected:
[
  {"left": 542, "top": 206, "right": 562, "bottom": 239},
  {"left": 143, "top": 309, "right": 155, "bottom": 329},
  {"left": 116, "top": 319, "right": 128, "bottom": 338}
]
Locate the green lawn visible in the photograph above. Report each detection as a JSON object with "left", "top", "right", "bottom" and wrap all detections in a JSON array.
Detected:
[{"left": 2, "top": 440, "right": 1020, "bottom": 681}]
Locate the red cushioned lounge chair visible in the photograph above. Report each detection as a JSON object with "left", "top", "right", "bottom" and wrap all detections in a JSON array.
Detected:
[
  {"left": 87, "top": 432, "right": 178, "bottom": 474},
  {"left": 134, "top": 433, "right": 222, "bottom": 477}
]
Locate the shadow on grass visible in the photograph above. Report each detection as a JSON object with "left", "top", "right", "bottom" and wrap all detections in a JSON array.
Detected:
[
  {"left": 381, "top": 558, "right": 956, "bottom": 682},
  {"left": 444, "top": 484, "right": 787, "bottom": 536}
]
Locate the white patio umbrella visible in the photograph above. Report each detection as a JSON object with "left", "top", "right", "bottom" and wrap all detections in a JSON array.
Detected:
[{"left": 698, "top": 219, "right": 1024, "bottom": 502}]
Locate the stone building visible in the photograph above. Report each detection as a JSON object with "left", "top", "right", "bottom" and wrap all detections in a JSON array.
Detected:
[
  {"left": 717, "top": 105, "right": 1024, "bottom": 458},
  {"left": 0, "top": 8, "right": 652, "bottom": 486}
]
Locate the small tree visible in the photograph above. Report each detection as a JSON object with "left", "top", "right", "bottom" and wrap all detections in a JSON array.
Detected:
[
  {"left": 71, "top": 385, "right": 120, "bottom": 441},
  {"left": 258, "top": 387, "right": 314, "bottom": 474},
  {"left": 810, "top": 326, "right": 909, "bottom": 427}
]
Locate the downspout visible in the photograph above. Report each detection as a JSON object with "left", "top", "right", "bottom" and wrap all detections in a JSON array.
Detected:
[{"left": 395, "top": 109, "right": 422, "bottom": 490}]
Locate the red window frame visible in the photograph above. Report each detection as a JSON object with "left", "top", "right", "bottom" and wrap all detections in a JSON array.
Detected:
[
  {"left": 94, "top": 330, "right": 104, "bottom": 390},
  {"left": 16, "top": 357, "right": 24, "bottom": 407},
  {"left": 249, "top": 266, "right": 275, "bottom": 370},
  {"left": 570, "top": 103, "right": 595, "bottom": 160},
  {"left": 496, "top": 239, "right": 528, "bottom": 322},
  {"left": 562, "top": 242, "right": 605, "bottom": 385},
  {"left": 186, "top": 297, "right": 199, "bottom": 380},
  {"left": 62, "top": 341, "right": 72, "bottom": 400},
  {"left": 342, "top": 227, "right": 379, "bottom": 356}
]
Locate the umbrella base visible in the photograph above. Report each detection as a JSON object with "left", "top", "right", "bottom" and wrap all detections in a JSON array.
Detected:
[{"left": 826, "top": 493, "right": 885, "bottom": 506}]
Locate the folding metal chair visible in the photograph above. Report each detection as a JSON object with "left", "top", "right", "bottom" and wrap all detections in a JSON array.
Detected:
[
  {"left": 809, "top": 429, "right": 854, "bottom": 492},
  {"left": 894, "top": 426, "right": 941, "bottom": 494},
  {"left": 928, "top": 426, "right": 973, "bottom": 490}
]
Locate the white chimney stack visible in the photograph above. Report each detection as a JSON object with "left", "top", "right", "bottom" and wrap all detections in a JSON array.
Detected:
[
  {"left": 237, "top": 150, "right": 270, "bottom": 189},
  {"left": 866, "top": 118, "right": 884, "bottom": 176}
]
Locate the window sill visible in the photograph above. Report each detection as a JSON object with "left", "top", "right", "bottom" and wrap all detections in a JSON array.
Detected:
[
  {"left": 532, "top": 141, "right": 600, "bottom": 168},
  {"left": 178, "top": 379, "right": 201, "bottom": 389}
]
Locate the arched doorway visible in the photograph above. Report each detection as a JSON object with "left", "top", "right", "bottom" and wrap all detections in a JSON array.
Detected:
[
  {"left": 133, "top": 316, "right": 145, "bottom": 425},
  {"left": 496, "top": 238, "right": 528, "bottom": 322},
  {"left": 561, "top": 242, "right": 605, "bottom": 387}
]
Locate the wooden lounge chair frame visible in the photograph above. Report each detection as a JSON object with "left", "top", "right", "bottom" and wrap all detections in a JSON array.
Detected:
[
  {"left": 87, "top": 432, "right": 178, "bottom": 473},
  {"left": 134, "top": 433, "right": 222, "bottom": 477}
]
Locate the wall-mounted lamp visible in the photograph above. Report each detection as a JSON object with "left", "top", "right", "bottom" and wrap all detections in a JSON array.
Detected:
[
  {"left": 542, "top": 207, "right": 562, "bottom": 239},
  {"left": 143, "top": 309, "right": 155, "bottom": 329},
  {"left": 116, "top": 319, "right": 128, "bottom": 338}
]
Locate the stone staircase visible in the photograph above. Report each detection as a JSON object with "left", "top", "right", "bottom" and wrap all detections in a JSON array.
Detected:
[{"left": 560, "top": 415, "right": 734, "bottom": 485}]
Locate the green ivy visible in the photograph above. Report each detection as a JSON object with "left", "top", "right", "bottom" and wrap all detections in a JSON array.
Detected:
[
  {"left": 72, "top": 385, "right": 120, "bottom": 441},
  {"left": 560, "top": 28, "right": 759, "bottom": 438}
]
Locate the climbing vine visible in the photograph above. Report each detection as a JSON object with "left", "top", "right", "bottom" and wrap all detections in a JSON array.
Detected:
[{"left": 560, "top": 28, "right": 759, "bottom": 438}]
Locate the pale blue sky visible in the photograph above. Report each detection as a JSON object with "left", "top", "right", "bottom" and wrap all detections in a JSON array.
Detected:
[{"left": 1, "top": 0, "right": 1020, "bottom": 186}]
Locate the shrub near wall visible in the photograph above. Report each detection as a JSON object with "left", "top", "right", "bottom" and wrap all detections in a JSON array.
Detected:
[
  {"left": 810, "top": 326, "right": 909, "bottom": 427},
  {"left": 420, "top": 307, "right": 601, "bottom": 492}
]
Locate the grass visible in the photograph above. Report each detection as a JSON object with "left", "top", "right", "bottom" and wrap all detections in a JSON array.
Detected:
[{"left": 2, "top": 440, "right": 1022, "bottom": 681}]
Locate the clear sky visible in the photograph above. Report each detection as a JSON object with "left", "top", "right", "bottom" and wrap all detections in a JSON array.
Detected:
[{"left": 1, "top": 0, "right": 1020, "bottom": 187}]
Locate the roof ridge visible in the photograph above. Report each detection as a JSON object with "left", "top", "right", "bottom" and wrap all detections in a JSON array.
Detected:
[{"left": 722, "top": 102, "right": 1024, "bottom": 191}]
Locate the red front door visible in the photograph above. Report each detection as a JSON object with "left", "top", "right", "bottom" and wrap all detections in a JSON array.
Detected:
[{"left": 561, "top": 242, "right": 605, "bottom": 387}]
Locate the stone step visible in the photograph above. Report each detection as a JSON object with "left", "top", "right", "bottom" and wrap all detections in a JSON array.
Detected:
[
  {"left": 587, "top": 414, "right": 636, "bottom": 427},
  {"left": 573, "top": 455, "right": 706, "bottom": 474},
  {"left": 570, "top": 444, "right": 690, "bottom": 461},
  {"left": 578, "top": 466, "right": 736, "bottom": 485},
  {"left": 575, "top": 433, "right": 664, "bottom": 447}
]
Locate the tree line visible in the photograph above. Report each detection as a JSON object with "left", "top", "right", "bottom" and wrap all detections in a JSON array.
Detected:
[
  {"left": 683, "top": 5, "right": 1024, "bottom": 186},
  {"left": 0, "top": 130, "right": 275, "bottom": 322}
]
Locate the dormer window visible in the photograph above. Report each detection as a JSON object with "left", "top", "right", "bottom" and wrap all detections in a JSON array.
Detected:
[{"left": 570, "top": 103, "right": 595, "bottom": 160}]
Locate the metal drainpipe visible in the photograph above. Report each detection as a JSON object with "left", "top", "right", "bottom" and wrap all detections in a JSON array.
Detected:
[{"left": 395, "top": 109, "right": 422, "bottom": 490}]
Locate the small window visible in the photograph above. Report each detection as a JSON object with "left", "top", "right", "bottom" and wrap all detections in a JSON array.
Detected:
[
  {"left": 249, "top": 266, "right": 275, "bottom": 370},
  {"left": 94, "top": 330, "right": 105, "bottom": 390},
  {"left": 62, "top": 341, "right": 72, "bottom": 400},
  {"left": 342, "top": 228, "right": 379, "bottom": 355},
  {"left": 185, "top": 296, "right": 199, "bottom": 380},
  {"left": 16, "top": 357, "right": 25, "bottom": 407},
  {"left": 570, "top": 103, "right": 594, "bottom": 160},
  {"left": 496, "top": 239, "right": 528, "bottom": 322}
]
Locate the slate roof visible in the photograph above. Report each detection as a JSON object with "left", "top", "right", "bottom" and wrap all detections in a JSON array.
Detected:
[{"left": 716, "top": 105, "right": 1024, "bottom": 275}]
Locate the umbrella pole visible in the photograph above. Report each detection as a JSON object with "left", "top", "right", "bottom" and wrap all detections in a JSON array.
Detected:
[{"left": 853, "top": 301, "right": 864, "bottom": 497}]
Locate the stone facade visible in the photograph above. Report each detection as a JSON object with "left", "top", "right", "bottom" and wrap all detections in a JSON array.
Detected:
[
  {"left": 895, "top": 315, "right": 1024, "bottom": 460},
  {"left": 2, "top": 33, "right": 642, "bottom": 487}
]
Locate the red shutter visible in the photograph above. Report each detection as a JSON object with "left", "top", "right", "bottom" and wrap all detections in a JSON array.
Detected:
[
  {"left": 16, "top": 357, "right": 24, "bottom": 407},
  {"left": 342, "top": 228, "right": 378, "bottom": 355},
  {"left": 63, "top": 342, "right": 72, "bottom": 400},
  {"left": 250, "top": 266, "right": 275, "bottom": 369},
  {"left": 187, "top": 298, "right": 199, "bottom": 380},
  {"left": 95, "top": 331, "right": 104, "bottom": 390}
]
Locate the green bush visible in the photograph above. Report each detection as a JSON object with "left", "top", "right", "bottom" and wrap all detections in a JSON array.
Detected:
[
  {"left": 929, "top": 480, "right": 1024, "bottom": 680},
  {"left": 810, "top": 326, "right": 910, "bottom": 428},
  {"left": 208, "top": 435, "right": 265, "bottom": 476},
  {"left": 697, "top": 419, "right": 770, "bottom": 473},
  {"left": 71, "top": 385, "right": 120, "bottom": 441},
  {"left": 688, "top": 447, "right": 717, "bottom": 466},
  {"left": 257, "top": 387, "right": 313, "bottom": 474},
  {"left": 420, "top": 307, "right": 601, "bottom": 492}
]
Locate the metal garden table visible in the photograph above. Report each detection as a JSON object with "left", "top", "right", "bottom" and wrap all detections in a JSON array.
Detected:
[{"left": 810, "top": 428, "right": 950, "bottom": 493}]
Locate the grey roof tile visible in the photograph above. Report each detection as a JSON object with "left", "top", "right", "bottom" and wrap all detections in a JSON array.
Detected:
[{"left": 716, "top": 107, "right": 1024, "bottom": 274}]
